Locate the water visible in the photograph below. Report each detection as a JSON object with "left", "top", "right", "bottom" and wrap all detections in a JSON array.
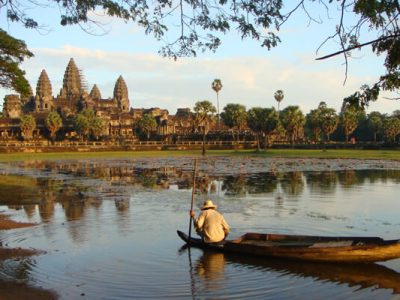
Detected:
[{"left": 1, "top": 157, "right": 400, "bottom": 299}]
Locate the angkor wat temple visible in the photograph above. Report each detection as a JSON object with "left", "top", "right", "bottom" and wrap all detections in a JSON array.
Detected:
[{"left": 1, "top": 58, "right": 195, "bottom": 139}]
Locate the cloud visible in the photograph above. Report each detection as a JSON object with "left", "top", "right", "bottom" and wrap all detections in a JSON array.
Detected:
[{"left": 1, "top": 45, "right": 397, "bottom": 114}]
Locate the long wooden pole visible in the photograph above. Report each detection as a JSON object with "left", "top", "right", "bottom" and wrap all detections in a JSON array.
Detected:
[{"left": 188, "top": 159, "right": 198, "bottom": 242}]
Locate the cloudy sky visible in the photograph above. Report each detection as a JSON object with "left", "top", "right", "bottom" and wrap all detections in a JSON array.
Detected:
[{"left": 1, "top": 2, "right": 399, "bottom": 115}]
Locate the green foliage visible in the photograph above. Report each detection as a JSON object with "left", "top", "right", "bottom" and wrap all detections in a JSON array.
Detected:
[
  {"left": 318, "top": 102, "right": 339, "bottom": 142},
  {"left": 194, "top": 100, "right": 216, "bottom": 155},
  {"left": 274, "top": 90, "right": 284, "bottom": 113},
  {"left": 137, "top": 114, "right": 157, "bottom": 140},
  {"left": 280, "top": 105, "right": 305, "bottom": 145},
  {"left": 274, "top": 90, "right": 284, "bottom": 103},
  {"left": 247, "top": 107, "right": 279, "bottom": 149},
  {"left": 342, "top": 0, "right": 400, "bottom": 106},
  {"left": 221, "top": 103, "right": 247, "bottom": 148},
  {"left": 383, "top": 117, "right": 400, "bottom": 142},
  {"left": 0, "top": 29, "right": 33, "bottom": 96},
  {"left": 19, "top": 114, "right": 36, "bottom": 139},
  {"left": 306, "top": 105, "right": 323, "bottom": 142},
  {"left": 340, "top": 105, "right": 364, "bottom": 141},
  {"left": 211, "top": 79, "right": 223, "bottom": 94},
  {"left": 247, "top": 107, "right": 264, "bottom": 134},
  {"left": 45, "top": 111, "right": 63, "bottom": 140},
  {"left": 74, "top": 109, "right": 106, "bottom": 140},
  {"left": 367, "top": 111, "right": 384, "bottom": 142},
  {"left": 74, "top": 112, "right": 91, "bottom": 139},
  {"left": 220, "top": 103, "right": 247, "bottom": 131},
  {"left": 194, "top": 100, "right": 216, "bottom": 131}
]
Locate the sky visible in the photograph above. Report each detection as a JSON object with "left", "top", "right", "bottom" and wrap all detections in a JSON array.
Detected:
[{"left": 1, "top": 1, "right": 399, "bottom": 115}]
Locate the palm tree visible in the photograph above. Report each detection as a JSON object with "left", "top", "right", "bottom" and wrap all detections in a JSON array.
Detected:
[
  {"left": 91, "top": 117, "right": 107, "bottom": 140},
  {"left": 274, "top": 90, "right": 284, "bottom": 116},
  {"left": 306, "top": 108, "right": 322, "bottom": 143},
  {"left": 194, "top": 100, "right": 216, "bottom": 155},
  {"left": 319, "top": 102, "right": 339, "bottom": 142},
  {"left": 367, "top": 111, "right": 383, "bottom": 142},
  {"left": 340, "top": 105, "right": 363, "bottom": 142},
  {"left": 383, "top": 116, "right": 400, "bottom": 142},
  {"left": 262, "top": 108, "right": 280, "bottom": 148},
  {"left": 247, "top": 107, "right": 264, "bottom": 152},
  {"left": 211, "top": 79, "right": 223, "bottom": 130},
  {"left": 20, "top": 114, "right": 36, "bottom": 140},
  {"left": 74, "top": 109, "right": 94, "bottom": 141},
  {"left": 280, "top": 105, "right": 305, "bottom": 146},
  {"left": 247, "top": 107, "right": 279, "bottom": 151},
  {"left": 45, "top": 111, "right": 63, "bottom": 142}
]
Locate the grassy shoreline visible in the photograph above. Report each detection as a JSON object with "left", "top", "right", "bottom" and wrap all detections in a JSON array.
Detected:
[{"left": 0, "top": 149, "right": 399, "bottom": 162}]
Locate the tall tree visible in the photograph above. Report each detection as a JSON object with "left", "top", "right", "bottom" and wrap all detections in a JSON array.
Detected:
[
  {"left": 74, "top": 113, "right": 91, "bottom": 140},
  {"left": 194, "top": 100, "right": 216, "bottom": 155},
  {"left": 274, "top": 90, "right": 284, "bottom": 116},
  {"left": 280, "top": 105, "right": 305, "bottom": 146},
  {"left": 383, "top": 117, "right": 400, "bottom": 142},
  {"left": 45, "top": 111, "right": 63, "bottom": 141},
  {"left": 220, "top": 103, "right": 247, "bottom": 147},
  {"left": 20, "top": 114, "right": 36, "bottom": 140},
  {"left": 91, "top": 117, "right": 107, "bottom": 140},
  {"left": 211, "top": 79, "right": 223, "bottom": 130},
  {"left": 0, "top": 29, "right": 33, "bottom": 96},
  {"left": 319, "top": 103, "right": 339, "bottom": 142},
  {"left": 247, "top": 107, "right": 279, "bottom": 151},
  {"left": 306, "top": 106, "right": 323, "bottom": 142},
  {"left": 367, "top": 111, "right": 384, "bottom": 142},
  {"left": 340, "top": 105, "right": 363, "bottom": 142},
  {"left": 247, "top": 107, "right": 265, "bottom": 152},
  {"left": 137, "top": 113, "right": 157, "bottom": 140},
  {"left": 261, "top": 107, "right": 280, "bottom": 148}
]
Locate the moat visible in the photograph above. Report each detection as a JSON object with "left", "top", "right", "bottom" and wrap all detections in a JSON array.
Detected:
[{"left": 1, "top": 156, "right": 400, "bottom": 299}]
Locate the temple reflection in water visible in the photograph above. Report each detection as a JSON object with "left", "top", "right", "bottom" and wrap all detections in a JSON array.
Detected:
[{"left": 2, "top": 160, "right": 400, "bottom": 224}]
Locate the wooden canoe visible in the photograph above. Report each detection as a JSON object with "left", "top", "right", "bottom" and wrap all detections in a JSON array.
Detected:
[{"left": 177, "top": 230, "right": 400, "bottom": 263}]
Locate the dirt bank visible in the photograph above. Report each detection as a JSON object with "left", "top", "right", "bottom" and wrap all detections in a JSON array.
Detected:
[
  {"left": 0, "top": 280, "right": 57, "bottom": 300},
  {"left": 0, "top": 213, "right": 36, "bottom": 230}
]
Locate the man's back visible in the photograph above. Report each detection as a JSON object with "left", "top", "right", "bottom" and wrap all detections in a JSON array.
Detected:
[{"left": 197, "top": 209, "right": 230, "bottom": 243}]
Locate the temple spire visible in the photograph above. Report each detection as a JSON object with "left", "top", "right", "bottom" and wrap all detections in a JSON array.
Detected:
[
  {"left": 113, "top": 76, "right": 128, "bottom": 101},
  {"left": 60, "top": 58, "right": 83, "bottom": 97},
  {"left": 36, "top": 69, "right": 52, "bottom": 98},
  {"left": 113, "top": 75, "right": 129, "bottom": 112},
  {"left": 90, "top": 84, "right": 102, "bottom": 100}
]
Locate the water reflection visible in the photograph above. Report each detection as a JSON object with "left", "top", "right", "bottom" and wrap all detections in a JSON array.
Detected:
[
  {"left": 280, "top": 171, "right": 304, "bottom": 197},
  {"left": 2, "top": 159, "right": 400, "bottom": 299},
  {"left": 181, "top": 247, "right": 400, "bottom": 298},
  {"left": 2, "top": 161, "right": 400, "bottom": 201},
  {"left": 224, "top": 253, "right": 400, "bottom": 294},
  {"left": 2, "top": 166, "right": 400, "bottom": 224},
  {"left": 195, "top": 252, "right": 226, "bottom": 285},
  {"left": 305, "top": 171, "right": 337, "bottom": 194}
]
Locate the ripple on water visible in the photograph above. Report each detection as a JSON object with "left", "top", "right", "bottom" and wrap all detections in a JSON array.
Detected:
[{"left": 1, "top": 160, "right": 400, "bottom": 299}]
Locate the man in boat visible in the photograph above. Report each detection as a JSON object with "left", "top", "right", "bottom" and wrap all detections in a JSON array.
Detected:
[{"left": 190, "top": 199, "right": 230, "bottom": 243}]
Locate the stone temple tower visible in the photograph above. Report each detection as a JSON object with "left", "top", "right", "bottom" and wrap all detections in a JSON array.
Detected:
[
  {"left": 59, "top": 58, "right": 83, "bottom": 99},
  {"left": 90, "top": 84, "right": 102, "bottom": 101},
  {"left": 34, "top": 69, "right": 53, "bottom": 112},
  {"left": 113, "top": 76, "right": 129, "bottom": 112},
  {"left": 3, "top": 95, "right": 22, "bottom": 118}
]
